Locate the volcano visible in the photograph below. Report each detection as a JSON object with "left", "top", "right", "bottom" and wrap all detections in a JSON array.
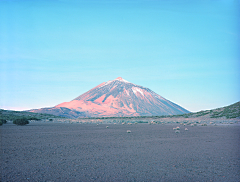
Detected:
[{"left": 29, "top": 77, "right": 190, "bottom": 118}]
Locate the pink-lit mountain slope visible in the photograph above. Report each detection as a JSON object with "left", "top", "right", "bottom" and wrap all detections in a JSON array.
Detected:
[{"left": 29, "top": 77, "right": 190, "bottom": 118}]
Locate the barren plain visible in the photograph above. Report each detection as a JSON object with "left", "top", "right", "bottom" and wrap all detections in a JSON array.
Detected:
[{"left": 1, "top": 121, "right": 240, "bottom": 182}]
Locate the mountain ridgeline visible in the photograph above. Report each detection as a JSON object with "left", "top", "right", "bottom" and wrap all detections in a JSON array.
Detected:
[
  {"left": 179, "top": 101, "right": 240, "bottom": 119},
  {"left": 29, "top": 77, "right": 190, "bottom": 118}
]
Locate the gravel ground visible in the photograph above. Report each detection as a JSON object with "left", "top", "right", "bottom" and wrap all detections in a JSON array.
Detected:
[{"left": 1, "top": 122, "right": 240, "bottom": 182}]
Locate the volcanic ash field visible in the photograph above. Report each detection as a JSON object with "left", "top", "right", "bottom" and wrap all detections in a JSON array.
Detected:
[{"left": 1, "top": 122, "right": 240, "bottom": 182}]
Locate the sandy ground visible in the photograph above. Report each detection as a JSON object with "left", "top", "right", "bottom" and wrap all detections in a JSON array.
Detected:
[{"left": 1, "top": 122, "right": 240, "bottom": 182}]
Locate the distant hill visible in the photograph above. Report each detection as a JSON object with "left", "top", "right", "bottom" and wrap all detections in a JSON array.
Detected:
[
  {"left": 177, "top": 101, "right": 240, "bottom": 119},
  {"left": 0, "top": 109, "right": 64, "bottom": 121}
]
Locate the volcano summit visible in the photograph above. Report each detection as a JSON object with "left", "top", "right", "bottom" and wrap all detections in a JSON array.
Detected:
[{"left": 29, "top": 77, "right": 190, "bottom": 118}]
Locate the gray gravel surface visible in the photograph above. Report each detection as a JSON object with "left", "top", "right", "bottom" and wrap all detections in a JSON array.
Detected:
[{"left": 1, "top": 123, "right": 240, "bottom": 181}]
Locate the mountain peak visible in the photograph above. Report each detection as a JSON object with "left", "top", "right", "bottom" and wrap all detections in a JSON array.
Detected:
[
  {"left": 29, "top": 78, "right": 190, "bottom": 118},
  {"left": 114, "top": 77, "right": 130, "bottom": 83},
  {"left": 115, "top": 77, "right": 123, "bottom": 80}
]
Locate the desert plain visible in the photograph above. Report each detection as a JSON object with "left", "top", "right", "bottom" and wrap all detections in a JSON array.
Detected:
[{"left": 1, "top": 120, "right": 240, "bottom": 182}]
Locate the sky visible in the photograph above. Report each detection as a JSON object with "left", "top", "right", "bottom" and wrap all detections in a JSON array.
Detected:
[{"left": 0, "top": 0, "right": 239, "bottom": 112}]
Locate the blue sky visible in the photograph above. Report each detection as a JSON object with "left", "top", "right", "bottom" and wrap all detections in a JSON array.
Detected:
[{"left": 0, "top": 0, "right": 239, "bottom": 112}]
